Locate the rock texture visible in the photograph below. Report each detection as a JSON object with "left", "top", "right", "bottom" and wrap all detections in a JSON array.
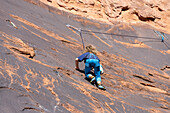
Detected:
[
  {"left": 0, "top": 0, "right": 170, "bottom": 113},
  {"left": 40, "top": 0, "right": 170, "bottom": 33}
]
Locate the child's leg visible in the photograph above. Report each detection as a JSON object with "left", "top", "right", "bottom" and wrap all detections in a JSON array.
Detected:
[
  {"left": 100, "top": 64, "right": 104, "bottom": 74},
  {"left": 94, "top": 66, "right": 101, "bottom": 84},
  {"left": 85, "top": 65, "right": 93, "bottom": 79},
  {"left": 94, "top": 67, "right": 106, "bottom": 90}
]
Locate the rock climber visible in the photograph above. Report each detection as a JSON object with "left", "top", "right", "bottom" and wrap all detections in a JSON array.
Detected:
[{"left": 75, "top": 44, "right": 105, "bottom": 90}]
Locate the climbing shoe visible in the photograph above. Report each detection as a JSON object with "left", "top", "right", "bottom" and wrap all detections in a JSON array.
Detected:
[
  {"left": 97, "top": 84, "right": 106, "bottom": 90},
  {"left": 90, "top": 76, "right": 95, "bottom": 85}
]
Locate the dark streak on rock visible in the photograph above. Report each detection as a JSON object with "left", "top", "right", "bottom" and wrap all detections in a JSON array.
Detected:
[
  {"left": 122, "top": 6, "right": 129, "bottom": 11},
  {"left": 22, "top": 107, "right": 42, "bottom": 112},
  {"left": 0, "top": 86, "right": 9, "bottom": 89},
  {"left": 61, "top": 40, "right": 74, "bottom": 45},
  {"left": 47, "top": 0, "right": 52, "bottom": 3},
  {"left": 160, "top": 65, "right": 170, "bottom": 71},
  {"left": 133, "top": 75, "right": 154, "bottom": 83},
  {"left": 160, "top": 106, "right": 169, "bottom": 110},
  {"left": 148, "top": 73, "right": 153, "bottom": 76},
  {"left": 140, "top": 83, "right": 155, "bottom": 87}
]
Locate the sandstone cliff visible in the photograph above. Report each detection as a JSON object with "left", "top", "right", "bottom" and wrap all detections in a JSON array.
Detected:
[
  {"left": 40, "top": 0, "right": 170, "bottom": 33},
  {"left": 0, "top": 0, "right": 169, "bottom": 113}
]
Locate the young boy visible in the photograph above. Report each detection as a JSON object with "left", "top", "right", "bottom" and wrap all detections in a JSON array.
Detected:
[{"left": 75, "top": 45, "right": 105, "bottom": 90}]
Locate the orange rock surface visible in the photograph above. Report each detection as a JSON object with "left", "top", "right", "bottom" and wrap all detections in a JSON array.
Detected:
[{"left": 40, "top": 0, "right": 170, "bottom": 33}]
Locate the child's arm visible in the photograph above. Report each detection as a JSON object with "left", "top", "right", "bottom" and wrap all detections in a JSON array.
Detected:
[{"left": 75, "top": 58, "right": 80, "bottom": 70}]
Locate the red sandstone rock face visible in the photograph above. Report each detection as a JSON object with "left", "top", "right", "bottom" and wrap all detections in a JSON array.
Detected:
[
  {"left": 1, "top": 0, "right": 170, "bottom": 113},
  {"left": 40, "top": 0, "right": 170, "bottom": 33}
]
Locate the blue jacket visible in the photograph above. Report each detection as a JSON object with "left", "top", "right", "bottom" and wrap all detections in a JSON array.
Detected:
[{"left": 77, "top": 52, "right": 100, "bottom": 62}]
